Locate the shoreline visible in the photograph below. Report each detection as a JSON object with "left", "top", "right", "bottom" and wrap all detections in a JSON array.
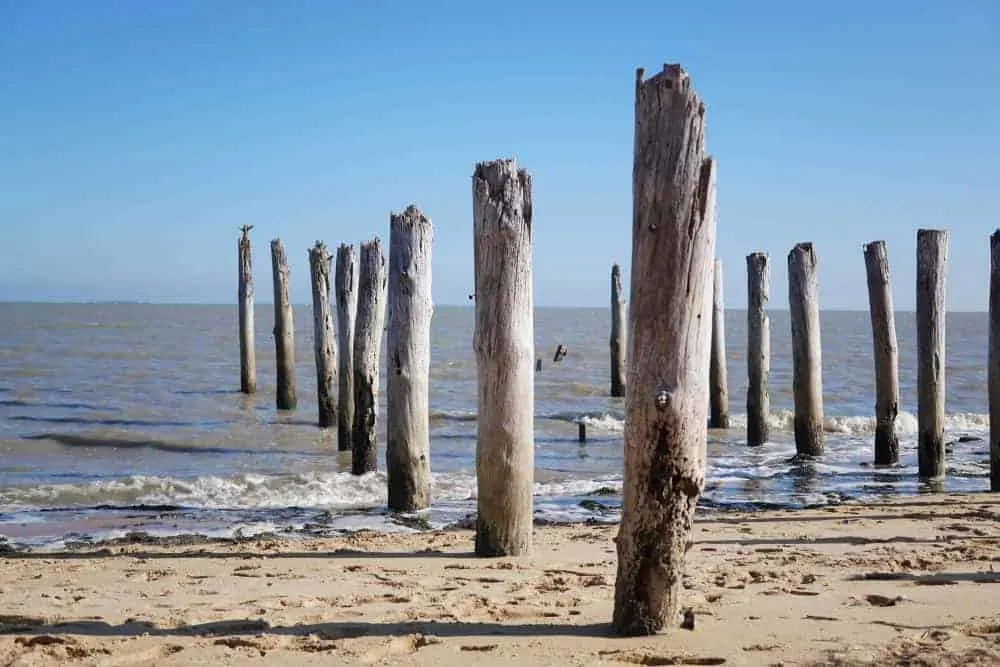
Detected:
[{"left": 1, "top": 493, "right": 998, "bottom": 665}]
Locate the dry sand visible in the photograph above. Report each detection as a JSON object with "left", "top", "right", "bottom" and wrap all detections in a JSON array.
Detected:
[{"left": 1, "top": 493, "right": 999, "bottom": 666}]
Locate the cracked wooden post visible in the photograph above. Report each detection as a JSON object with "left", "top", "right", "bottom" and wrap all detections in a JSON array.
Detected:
[
  {"left": 709, "top": 259, "right": 729, "bottom": 428},
  {"left": 610, "top": 264, "right": 627, "bottom": 397},
  {"left": 335, "top": 245, "right": 357, "bottom": 452},
  {"left": 788, "top": 242, "right": 823, "bottom": 456},
  {"left": 352, "top": 238, "right": 387, "bottom": 475},
  {"left": 473, "top": 158, "right": 534, "bottom": 557},
  {"left": 387, "top": 205, "right": 433, "bottom": 512},
  {"left": 864, "top": 240, "right": 900, "bottom": 465},
  {"left": 746, "top": 252, "right": 770, "bottom": 446},
  {"left": 238, "top": 225, "right": 256, "bottom": 394},
  {"left": 309, "top": 242, "right": 336, "bottom": 428},
  {"left": 990, "top": 231, "right": 1000, "bottom": 492},
  {"left": 270, "top": 238, "right": 296, "bottom": 410},
  {"left": 917, "top": 229, "right": 949, "bottom": 479},
  {"left": 613, "top": 65, "right": 715, "bottom": 637}
]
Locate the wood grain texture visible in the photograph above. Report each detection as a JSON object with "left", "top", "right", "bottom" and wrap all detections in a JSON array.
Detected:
[
  {"left": 270, "top": 238, "right": 296, "bottom": 411},
  {"left": 335, "top": 244, "right": 358, "bottom": 452},
  {"left": 472, "top": 158, "right": 534, "bottom": 557},
  {"left": 309, "top": 242, "right": 337, "bottom": 429},
  {"left": 787, "top": 242, "right": 823, "bottom": 456},
  {"left": 746, "top": 252, "right": 770, "bottom": 446},
  {"left": 352, "top": 238, "right": 387, "bottom": 475},
  {"left": 386, "top": 205, "right": 433, "bottom": 511},
  {"left": 916, "top": 229, "right": 949, "bottom": 479},
  {"left": 613, "top": 65, "right": 714, "bottom": 637},
  {"left": 238, "top": 225, "right": 256, "bottom": 394},
  {"left": 864, "top": 240, "right": 900, "bottom": 465}
]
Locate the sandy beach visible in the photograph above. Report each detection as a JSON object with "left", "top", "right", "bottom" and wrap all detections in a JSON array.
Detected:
[{"left": 0, "top": 493, "right": 998, "bottom": 666}]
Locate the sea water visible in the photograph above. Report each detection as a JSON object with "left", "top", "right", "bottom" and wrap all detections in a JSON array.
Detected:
[{"left": 0, "top": 303, "right": 991, "bottom": 549}]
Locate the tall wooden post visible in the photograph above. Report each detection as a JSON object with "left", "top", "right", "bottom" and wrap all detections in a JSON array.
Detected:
[
  {"left": 270, "top": 238, "right": 297, "bottom": 410},
  {"left": 238, "top": 225, "right": 256, "bottom": 394},
  {"left": 746, "top": 252, "right": 770, "bottom": 446},
  {"left": 990, "top": 231, "right": 1000, "bottom": 492},
  {"left": 613, "top": 65, "right": 715, "bottom": 637},
  {"left": 610, "top": 264, "right": 627, "bottom": 397},
  {"left": 709, "top": 259, "right": 729, "bottom": 428},
  {"left": 863, "top": 240, "right": 900, "bottom": 465},
  {"left": 473, "top": 158, "right": 534, "bottom": 557},
  {"left": 309, "top": 242, "right": 337, "bottom": 428},
  {"left": 787, "top": 242, "right": 823, "bottom": 456},
  {"left": 387, "top": 205, "right": 434, "bottom": 512},
  {"left": 917, "top": 229, "right": 949, "bottom": 479},
  {"left": 335, "top": 245, "right": 357, "bottom": 452},
  {"left": 352, "top": 238, "right": 387, "bottom": 475}
]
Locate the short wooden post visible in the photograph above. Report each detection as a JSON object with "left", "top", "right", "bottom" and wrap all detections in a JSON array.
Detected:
[
  {"left": 709, "top": 260, "right": 729, "bottom": 428},
  {"left": 335, "top": 245, "right": 357, "bottom": 452},
  {"left": 863, "top": 240, "right": 900, "bottom": 465},
  {"left": 610, "top": 264, "right": 627, "bottom": 397},
  {"left": 386, "top": 205, "right": 434, "bottom": 512},
  {"left": 270, "top": 238, "right": 297, "bottom": 410},
  {"left": 787, "top": 242, "right": 823, "bottom": 456},
  {"left": 613, "top": 65, "right": 715, "bottom": 637},
  {"left": 746, "top": 252, "right": 770, "bottom": 446},
  {"left": 238, "top": 225, "right": 256, "bottom": 394},
  {"left": 473, "top": 158, "right": 534, "bottom": 557},
  {"left": 309, "top": 242, "right": 337, "bottom": 428},
  {"left": 351, "top": 238, "right": 387, "bottom": 475},
  {"left": 578, "top": 421, "right": 587, "bottom": 442},
  {"left": 916, "top": 229, "right": 949, "bottom": 479},
  {"left": 990, "top": 231, "right": 1000, "bottom": 492}
]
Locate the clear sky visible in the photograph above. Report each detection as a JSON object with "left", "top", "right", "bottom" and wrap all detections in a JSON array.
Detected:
[{"left": 1, "top": 1, "right": 997, "bottom": 309}]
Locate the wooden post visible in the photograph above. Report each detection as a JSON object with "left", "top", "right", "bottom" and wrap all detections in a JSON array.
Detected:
[
  {"left": 746, "top": 252, "right": 770, "bottom": 446},
  {"left": 610, "top": 264, "right": 627, "bottom": 397},
  {"left": 709, "top": 260, "right": 728, "bottom": 428},
  {"left": 270, "top": 238, "right": 296, "bottom": 410},
  {"left": 335, "top": 244, "right": 357, "bottom": 452},
  {"left": 309, "top": 242, "right": 337, "bottom": 428},
  {"left": 238, "top": 225, "right": 256, "bottom": 394},
  {"left": 473, "top": 158, "right": 534, "bottom": 557},
  {"left": 578, "top": 422, "right": 587, "bottom": 443},
  {"left": 386, "top": 205, "right": 434, "bottom": 512},
  {"left": 613, "top": 65, "right": 715, "bottom": 637},
  {"left": 863, "top": 240, "right": 900, "bottom": 465},
  {"left": 787, "top": 242, "right": 823, "bottom": 456},
  {"left": 351, "top": 238, "right": 387, "bottom": 475},
  {"left": 990, "top": 231, "right": 1000, "bottom": 492},
  {"left": 916, "top": 229, "right": 949, "bottom": 479}
]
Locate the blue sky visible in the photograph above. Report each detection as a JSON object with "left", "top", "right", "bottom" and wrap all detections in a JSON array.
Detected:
[{"left": 1, "top": 1, "right": 997, "bottom": 308}]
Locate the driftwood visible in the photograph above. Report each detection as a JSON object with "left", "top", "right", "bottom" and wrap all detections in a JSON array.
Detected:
[
  {"left": 472, "top": 158, "right": 534, "bottom": 557},
  {"left": 613, "top": 65, "right": 715, "bottom": 637},
  {"left": 386, "top": 205, "right": 433, "bottom": 511}
]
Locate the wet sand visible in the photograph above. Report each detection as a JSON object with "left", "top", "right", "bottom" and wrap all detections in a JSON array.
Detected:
[{"left": 1, "top": 493, "right": 999, "bottom": 666}]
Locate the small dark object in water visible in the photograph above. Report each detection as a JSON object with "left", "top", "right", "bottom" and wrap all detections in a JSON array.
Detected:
[
  {"left": 958, "top": 435, "right": 983, "bottom": 443},
  {"left": 553, "top": 344, "right": 568, "bottom": 363}
]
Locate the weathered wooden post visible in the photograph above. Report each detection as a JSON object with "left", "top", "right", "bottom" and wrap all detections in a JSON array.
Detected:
[
  {"left": 335, "top": 244, "right": 357, "bottom": 452},
  {"left": 351, "top": 238, "right": 387, "bottom": 475},
  {"left": 238, "top": 225, "right": 256, "bottom": 394},
  {"left": 613, "top": 65, "right": 715, "bottom": 636},
  {"left": 309, "top": 242, "right": 336, "bottom": 428},
  {"left": 709, "top": 259, "right": 729, "bottom": 428},
  {"left": 386, "top": 205, "right": 433, "bottom": 511},
  {"left": 916, "top": 229, "right": 949, "bottom": 479},
  {"left": 270, "top": 238, "right": 296, "bottom": 410},
  {"left": 610, "top": 264, "right": 627, "bottom": 397},
  {"left": 473, "top": 158, "right": 534, "bottom": 557},
  {"left": 990, "top": 231, "right": 1000, "bottom": 492},
  {"left": 578, "top": 421, "right": 587, "bottom": 443},
  {"left": 863, "top": 240, "right": 900, "bottom": 465},
  {"left": 787, "top": 242, "right": 823, "bottom": 456},
  {"left": 746, "top": 252, "right": 770, "bottom": 445}
]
